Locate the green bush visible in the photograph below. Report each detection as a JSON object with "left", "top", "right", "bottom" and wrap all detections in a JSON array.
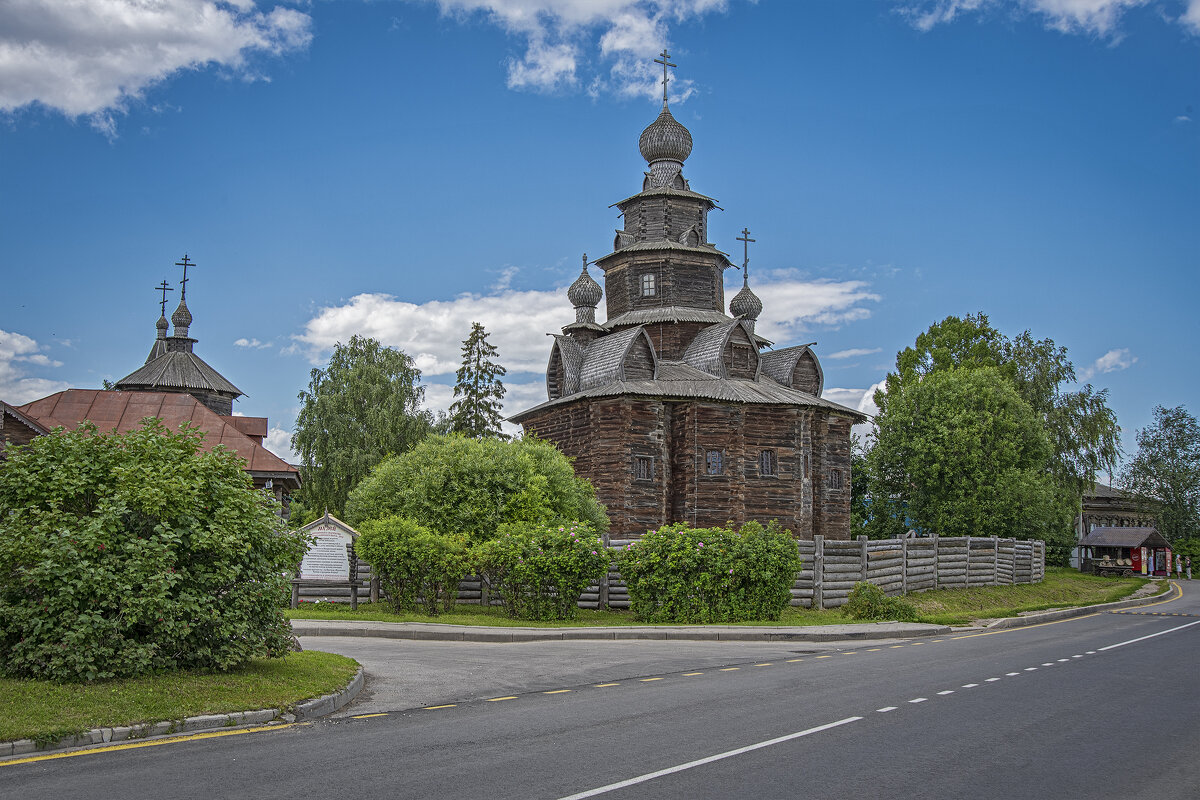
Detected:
[
  {"left": 0, "top": 420, "right": 306, "bottom": 682},
  {"left": 619, "top": 522, "right": 802, "bottom": 623},
  {"left": 473, "top": 522, "right": 608, "bottom": 620},
  {"left": 842, "top": 581, "right": 920, "bottom": 622},
  {"left": 354, "top": 516, "right": 471, "bottom": 615},
  {"left": 344, "top": 434, "right": 607, "bottom": 541}
]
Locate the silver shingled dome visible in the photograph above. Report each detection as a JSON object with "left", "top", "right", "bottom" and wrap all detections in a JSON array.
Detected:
[{"left": 639, "top": 105, "right": 693, "bottom": 165}]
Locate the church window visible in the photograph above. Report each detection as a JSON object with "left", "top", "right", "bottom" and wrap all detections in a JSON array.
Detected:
[
  {"left": 641, "top": 273, "right": 657, "bottom": 297},
  {"left": 705, "top": 450, "right": 724, "bottom": 475},
  {"left": 634, "top": 455, "right": 654, "bottom": 481},
  {"left": 828, "top": 469, "right": 843, "bottom": 490},
  {"left": 759, "top": 450, "right": 777, "bottom": 477}
]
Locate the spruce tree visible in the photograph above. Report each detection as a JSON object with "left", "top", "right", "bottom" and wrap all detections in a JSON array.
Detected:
[{"left": 449, "top": 322, "right": 507, "bottom": 439}]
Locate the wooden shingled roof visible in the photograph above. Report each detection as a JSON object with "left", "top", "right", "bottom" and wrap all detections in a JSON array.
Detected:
[
  {"left": 115, "top": 349, "right": 242, "bottom": 397},
  {"left": 1080, "top": 527, "right": 1169, "bottom": 550},
  {"left": 16, "top": 389, "right": 297, "bottom": 483}
]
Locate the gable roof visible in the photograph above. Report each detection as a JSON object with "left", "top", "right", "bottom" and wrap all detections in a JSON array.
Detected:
[
  {"left": 579, "top": 327, "right": 655, "bottom": 390},
  {"left": 2, "top": 400, "right": 51, "bottom": 437},
  {"left": 1080, "top": 527, "right": 1169, "bottom": 549},
  {"left": 681, "top": 319, "right": 757, "bottom": 377},
  {"left": 16, "top": 389, "right": 296, "bottom": 481}
]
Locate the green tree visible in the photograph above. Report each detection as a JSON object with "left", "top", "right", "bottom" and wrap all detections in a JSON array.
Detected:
[
  {"left": 343, "top": 434, "right": 607, "bottom": 540},
  {"left": 1120, "top": 405, "right": 1200, "bottom": 543},
  {"left": 292, "top": 335, "right": 432, "bottom": 517},
  {"left": 883, "top": 313, "right": 1120, "bottom": 499},
  {"left": 449, "top": 322, "right": 507, "bottom": 439},
  {"left": 0, "top": 420, "right": 307, "bottom": 682},
  {"left": 866, "top": 367, "right": 1070, "bottom": 544}
]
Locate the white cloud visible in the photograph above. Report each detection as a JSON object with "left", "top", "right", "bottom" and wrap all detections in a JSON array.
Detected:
[
  {"left": 0, "top": 328, "right": 71, "bottom": 404},
  {"left": 0, "top": 1, "right": 313, "bottom": 129},
  {"left": 1175, "top": 115, "right": 1193, "bottom": 123},
  {"left": 234, "top": 337, "right": 273, "bottom": 349},
  {"left": 824, "top": 379, "right": 885, "bottom": 444},
  {"left": 1078, "top": 347, "right": 1136, "bottom": 381},
  {"left": 263, "top": 425, "right": 298, "bottom": 463},
  {"left": 433, "top": 0, "right": 725, "bottom": 99},
  {"left": 895, "top": 0, "right": 1195, "bottom": 38},
  {"left": 827, "top": 347, "right": 882, "bottom": 360},
  {"left": 747, "top": 275, "right": 882, "bottom": 342}
]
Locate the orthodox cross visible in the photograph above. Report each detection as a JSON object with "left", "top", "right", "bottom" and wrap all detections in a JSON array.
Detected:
[
  {"left": 736, "top": 227, "right": 755, "bottom": 285},
  {"left": 653, "top": 49, "right": 676, "bottom": 105},
  {"left": 155, "top": 280, "right": 174, "bottom": 316},
  {"left": 175, "top": 254, "right": 195, "bottom": 300}
]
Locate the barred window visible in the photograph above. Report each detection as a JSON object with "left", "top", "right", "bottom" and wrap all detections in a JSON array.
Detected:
[
  {"left": 634, "top": 455, "right": 654, "bottom": 481},
  {"left": 705, "top": 450, "right": 724, "bottom": 476},
  {"left": 641, "top": 273, "right": 657, "bottom": 297},
  {"left": 759, "top": 450, "right": 777, "bottom": 477},
  {"left": 828, "top": 468, "right": 843, "bottom": 490}
]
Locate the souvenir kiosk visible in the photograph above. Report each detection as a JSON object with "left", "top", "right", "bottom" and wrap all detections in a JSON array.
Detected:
[{"left": 1079, "top": 527, "right": 1171, "bottom": 577}]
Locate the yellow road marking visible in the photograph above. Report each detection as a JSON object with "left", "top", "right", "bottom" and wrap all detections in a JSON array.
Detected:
[
  {"left": 683, "top": 672, "right": 704, "bottom": 676},
  {"left": 786, "top": 658, "right": 804, "bottom": 662},
  {"left": 639, "top": 677, "right": 663, "bottom": 682},
  {"left": 839, "top": 651, "right": 858, "bottom": 655},
  {"left": 951, "top": 613, "right": 1103, "bottom": 639},
  {"left": 486, "top": 696, "right": 517, "bottom": 702},
  {"left": 889, "top": 645, "right": 905, "bottom": 649},
  {"left": 543, "top": 690, "right": 571, "bottom": 695},
  {"left": 909, "top": 642, "right": 925, "bottom": 646},
  {"left": 594, "top": 683, "right": 620, "bottom": 687},
  {"left": 865, "top": 648, "right": 882, "bottom": 652},
  {"left": 351, "top": 713, "right": 389, "bottom": 719},
  {"left": 719, "top": 667, "right": 740, "bottom": 671},
  {"left": 753, "top": 663, "right": 773, "bottom": 667},
  {"left": 0, "top": 724, "right": 300, "bottom": 768},
  {"left": 423, "top": 704, "right": 457, "bottom": 710},
  {"left": 816, "top": 655, "right": 833, "bottom": 659}
]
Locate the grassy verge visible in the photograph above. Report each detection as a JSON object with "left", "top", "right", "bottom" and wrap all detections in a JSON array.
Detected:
[
  {"left": 288, "top": 568, "right": 1157, "bottom": 629},
  {"left": 0, "top": 650, "right": 359, "bottom": 745},
  {"left": 904, "top": 567, "right": 1152, "bottom": 626}
]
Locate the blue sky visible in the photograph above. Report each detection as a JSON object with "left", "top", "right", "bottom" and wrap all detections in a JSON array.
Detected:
[{"left": 2, "top": 0, "right": 1197, "bottom": 465}]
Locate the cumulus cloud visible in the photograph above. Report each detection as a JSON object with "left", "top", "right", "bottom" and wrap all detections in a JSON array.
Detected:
[
  {"left": 1078, "top": 347, "right": 1136, "bottom": 381},
  {"left": 0, "top": 328, "right": 71, "bottom": 404},
  {"left": 263, "top": 425, "right": 298, "bottom": 463},
  {"left": 823, "top": 379, "right": 885, "bottom": 443},
  {"left": 827, "top": 347, "right": 882, "bottom": 360},
  {"left": 747, "top": 274, "right": 882, "bottom": 342},
  {"left": 234, "top": 337, "right": 273, "bottom": 349},
  {"left": 895, "top": 0, "right": 1197, "bottom": 38},
  {"left": 0, "top": 1, "right": 313, "bottom": 129},
  {"left": 433, "top": 0, "right": 724, "bottom": 98}
]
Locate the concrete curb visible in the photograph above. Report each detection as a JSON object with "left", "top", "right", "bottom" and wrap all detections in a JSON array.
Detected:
[
  {"left": 980, "top": 580, "right": 1178, "bottom": 630},
  {"left": 0, "top": 667, "right": 364, "bottom": 761},
  {"left": 290, "top": 619, "right": 954, "bottom": 642}
]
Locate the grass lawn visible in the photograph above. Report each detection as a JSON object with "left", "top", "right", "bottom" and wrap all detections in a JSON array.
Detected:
[
  {"left": 288, "top": 567, "right": 1156, "bottom": 628},
  {"left": 0, "top": 650, "right": 359, "bottom": 745},
  {"left": 904, "top": 567, "right": 1152, "bottom": 625}
]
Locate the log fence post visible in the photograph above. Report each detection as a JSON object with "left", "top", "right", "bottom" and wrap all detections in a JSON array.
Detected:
[{"left": 813, "top": 535, "right": 825, "bottom": 610}]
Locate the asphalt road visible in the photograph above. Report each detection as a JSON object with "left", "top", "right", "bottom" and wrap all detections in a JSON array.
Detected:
[{"left": 5, "top": 583, "right": 1198, "bottom": 799}]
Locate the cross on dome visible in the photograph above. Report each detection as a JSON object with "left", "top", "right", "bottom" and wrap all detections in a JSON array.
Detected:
[{"left": 653, "top": 49, "right": 676, "bottom": 107}]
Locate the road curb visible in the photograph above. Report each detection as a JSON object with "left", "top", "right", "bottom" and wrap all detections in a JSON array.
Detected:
[
  {"left": 0, "top": 667, "right": 364, "bottom": 762},
  {"left": 980, "top": 581, "right": 1178, "bottom": 630},
  {"left": 290, "top": 619, "right": 954, "bottom": 642}
]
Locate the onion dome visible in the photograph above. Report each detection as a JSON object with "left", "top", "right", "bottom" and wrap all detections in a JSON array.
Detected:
[
  {"left": 156, "top": 314, "right": 169, "bottom": 337},
  {"left": 730, "top": 283, "right": 762, "bottom": 321},
  {"left": 639, "top": 105, "right": 693, "bottom": 166},
  {"left": 171, "top": 299, "right": 193, "bottom": 338},
  {"left": 568, "top": 257, "right": 603, "bottom": 324}
]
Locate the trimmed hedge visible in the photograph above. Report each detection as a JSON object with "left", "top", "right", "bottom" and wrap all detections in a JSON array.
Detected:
[
  {"left": 474, "top": 522, "right": 607, "bottom": 620},
  {"left": 354, "top": 516, "right": 470, "bottom": 615},
  {"left": 618, "top": 522, "right": 802, "bottom": 623}
]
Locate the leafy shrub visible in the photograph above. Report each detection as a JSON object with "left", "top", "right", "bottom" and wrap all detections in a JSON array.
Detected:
[
  {"left": 0, "top": 420, "right": 306, "bottom": 682},
  {"left": 344, "top": 435, "right": 607, "bottom": 541},
  {"left": 474, "top": 522, "right": 608, "bottom": 620},
  {"left": 842, "top": 581, "right": 920, "bottom": 622},
  {"left": 354, "top": 516, "right": 471, "bottom": 615},
  {"left": 619, "top": 522, "right": 802, "bottom": 623}
]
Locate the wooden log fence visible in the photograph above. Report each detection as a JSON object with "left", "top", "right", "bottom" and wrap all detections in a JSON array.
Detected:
[{"left": 306, "top": 534, "right": 1044, "bottom": 612}]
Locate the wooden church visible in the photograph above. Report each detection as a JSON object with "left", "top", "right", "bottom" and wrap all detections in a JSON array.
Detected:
[{"left": 510, "top": 54, "right": 864, "bottom": 540}]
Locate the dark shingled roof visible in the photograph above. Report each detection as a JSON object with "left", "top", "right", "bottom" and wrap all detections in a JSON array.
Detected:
[
  {"left": 549, "top": 335, "right": 584, "bottom": 396},
  {"left": 596, "top": 240, "right": 732, "bottom": 265},
  {"left": 611, "top": 186, "right": 719, "bottom": 209},
  {"left": 682, "top": 319, "right": 752, "bottom": 377},
  {"left": 604, "top": 306, "right": 732, "bottom": 330},
  {"left": 579, "top": 327, "right": 652, "bottom": 390},
  {"left": 510, "top": 361, "right": 864, "bottom": 423},
  {"left": 759, "top": 343, "right": 822, "bottom": 391},
  {"left": 115, "top": 350, "right": 243, "bottom": 398},
  {"left": 1080, "top": 527, "right": 1169, "bottom": 549},
  {"left": 16, "top": 389, "right": 297, "bottom": 483}
]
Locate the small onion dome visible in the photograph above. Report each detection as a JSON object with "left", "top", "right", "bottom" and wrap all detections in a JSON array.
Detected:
[
  {"left": 639, "top": 105, "right": 693, "bottom": 165},
  {"left": 171, "top": 299, "right": 193, "bottom": 335},
  {"left": 730, "top": 283, "right": 763, "bottom": 321},
  {"left": 156, "top": 314, "right": 169, "bottom": 337},
  {"left": 568, "top": 264, "right": 603, "bottom": 309}
]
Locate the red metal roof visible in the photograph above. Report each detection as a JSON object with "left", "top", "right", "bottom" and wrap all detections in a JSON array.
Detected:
[{"left": 16, "top": 389, "right": 296, "bottom": 478}]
